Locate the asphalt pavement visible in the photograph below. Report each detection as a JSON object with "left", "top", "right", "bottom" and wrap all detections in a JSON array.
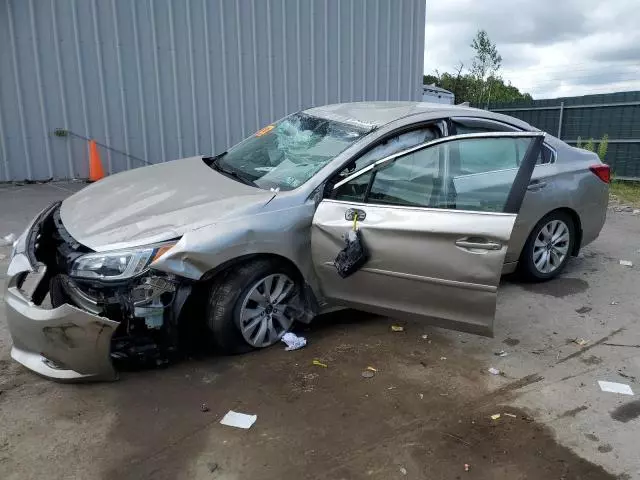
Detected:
[{"left": 1, "top": 182, "right": 638, "bottom": 479}]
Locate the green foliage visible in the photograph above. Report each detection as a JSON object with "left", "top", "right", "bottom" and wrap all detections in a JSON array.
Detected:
[
  {"left": 597, "top": 134, "right": 609, "bottom": 161},
  {"left": 584, "top": 138, "right": 595, "bottom": 152},
  {"left": 576, "top": 134, "right": 609, "bottom": 160},
  {"left": 469, "top": 30, "right": 502, "bottom": 104},
  {"left": 423, "top": 30, "right": 530, "bottom": 105}
]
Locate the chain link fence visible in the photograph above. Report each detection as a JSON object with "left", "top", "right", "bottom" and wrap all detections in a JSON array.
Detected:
[{"left": 483, "top": 91, "right": 640, "bottom": 180}]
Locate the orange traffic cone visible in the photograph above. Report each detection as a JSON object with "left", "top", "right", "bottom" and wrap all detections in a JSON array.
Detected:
[{"left": 88, "top": 139, "right": 106, "bottom": 182}]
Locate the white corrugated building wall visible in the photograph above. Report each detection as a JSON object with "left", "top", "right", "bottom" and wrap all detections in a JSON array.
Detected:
[{"left": 0, "top": 0, "right": 426, "bottom": 181}]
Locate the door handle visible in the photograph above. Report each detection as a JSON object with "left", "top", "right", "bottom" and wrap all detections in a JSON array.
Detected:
[
  {"left": 455, "top": 239, "right": 502, "bottom": 250},
  {"left": 527, "top": 180, "right": 547, "bottom": 191},
  {"left": 345, "top": 208, "right": 366, "bottom": 221}
]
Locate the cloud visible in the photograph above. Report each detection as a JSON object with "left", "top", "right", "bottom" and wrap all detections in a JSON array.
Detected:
[{"left": 423, "top": 0, "right": 640, "bottom": 99}]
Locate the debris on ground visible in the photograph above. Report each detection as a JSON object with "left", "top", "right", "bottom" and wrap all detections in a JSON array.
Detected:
[
  {"left": 504, "top": 413, "right": 517, "bottom": 418},
  {"left": 440, "top": 356, "right": 447, "bottom": 361},
  {"left": 598, "top": 380, "right": 634, "bottom": 396},
  {"left": 220, "top": 410, "right": 257, "bottom": 429},
  {"left": 464, "top": 463, "right": 470, "bottom": 472},
  {"left": 488, "top": 367, "right": 500, "bottom": 375},
  {"left": 391, "top": 325, "right": 404, "bottom": 332},
  {"left": 421, "top": 334, "right": 429, "bottom": 340},
  {"left": 281, "top": 332, "right": 307, "bottom": 351},
  {"left": 200, "top": 403, "right": 210, "bottom": 412},
  {"left": 207, "top": 462, "right": 219, "bottom": 473},
  {"left": 617, "top": 370, "right": 637, "bottom": 382},
  {"left": 494, "top": 350, "right": 508, "bottom": 357},
  {"left": 610, "top": 301, "right": 619, "bottom": 305},
  {"left": 575, "top": 306, "right": 593, "bottom": 314},
  {"left": 490, "top": 413, "right": 501, "bottom": 420},
  {"left": 361, "top": 370, "right": 375, "bottom": 378},
  {"left": 366, "top": 366, "right": 377, "bottom": 372},
  {"left": 399, "top": 466, "right": 407, "bottom": 475},
  {"left": 418, "top": 393, "right": 424, "bottom": 399},
  {"left": 619, "top": 260, "right": 633, "bottom": 267},
  {"left": 573, "top": 338, "right": 589, "bottom": 347},
  {"left": 0, "top": 233, "right": 16, "bottom": 246},
  {"left": 312, "top": 359, "right": 328, "bottom": 368},
  {"left": 604, "top": 342, "right": 640, "bottom": 348}
]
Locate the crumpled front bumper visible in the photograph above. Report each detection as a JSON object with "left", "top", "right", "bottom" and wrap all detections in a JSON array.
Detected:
[{"left": 5, "top": 253, "right": 119, "bottom": 382}]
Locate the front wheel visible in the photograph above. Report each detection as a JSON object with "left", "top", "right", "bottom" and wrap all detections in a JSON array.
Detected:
[
  {"left": 206, "top": 259, "right": 299, "bottom": 354},
  {"left": 519, "top": 211, "right": 576, "bottom": 282}
]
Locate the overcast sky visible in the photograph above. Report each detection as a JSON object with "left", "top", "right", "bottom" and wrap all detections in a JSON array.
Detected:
[{"left": 423, "top": 0, "right": 640, "bottom": 99}]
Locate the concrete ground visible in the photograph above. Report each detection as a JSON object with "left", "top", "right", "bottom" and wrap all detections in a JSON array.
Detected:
[{"left": 1, "top": 182, "right": 638, "bottom": 480}]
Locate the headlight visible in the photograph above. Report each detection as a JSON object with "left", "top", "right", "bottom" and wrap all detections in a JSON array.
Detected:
[{"left": 70, "top": 242, "right": 176, "bottom": 281}]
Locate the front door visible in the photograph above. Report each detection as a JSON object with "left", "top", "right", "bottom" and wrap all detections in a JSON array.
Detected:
[{"left": 311, "top": 132, "right": 544, "bottom": 336}]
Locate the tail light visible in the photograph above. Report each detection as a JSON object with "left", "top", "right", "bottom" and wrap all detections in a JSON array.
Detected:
[{"left": 589, "top": 164, "right": 611, "bottom": 183}]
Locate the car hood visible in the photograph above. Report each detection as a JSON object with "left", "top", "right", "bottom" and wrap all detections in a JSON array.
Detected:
[{"left": 60, "top": 156, "right": 276, "bottom": 251}]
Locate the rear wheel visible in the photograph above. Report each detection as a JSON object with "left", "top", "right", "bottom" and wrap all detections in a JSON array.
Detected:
[
  {"left": 206, "top": 259, "right": 299, "bottom": 354},
  {"left": 519, "top": 211, "right": 575, "bottom": 282}
]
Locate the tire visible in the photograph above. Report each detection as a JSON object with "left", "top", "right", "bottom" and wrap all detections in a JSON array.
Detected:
[
  {"left": 519, "top": 211, "right": 576, "bottom": 282},
  {"left": 206, "top": 259, "right": 300, "bottom": 354}
]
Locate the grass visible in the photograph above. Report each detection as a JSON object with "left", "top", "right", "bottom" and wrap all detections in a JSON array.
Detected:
[{"left": 610, "top": 179, "right": 640, "bottom": 207}]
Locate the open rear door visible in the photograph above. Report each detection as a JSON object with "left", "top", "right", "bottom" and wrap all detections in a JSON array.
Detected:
[{"left": 311, "top": 132, "right": 544, "bottom": 336}]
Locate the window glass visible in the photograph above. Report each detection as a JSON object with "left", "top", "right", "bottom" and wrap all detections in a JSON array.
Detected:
[
  {"left": 537, "top": 144, "right": 554, "bottom": 164},
  {"left": 212, "top": 112, "right": 369, "bottom": 191},
  {"left": 334, "top": 127, "right": 438, "bottom": 181},
  {"left": 333, "top": 171, "right": 372, "bottom": 202},
  {"left": 334, "top": 137, "right": 535, "bottom": 213},
  {"left": 366, "top": 147, "right": 440, "bottom": 207}
]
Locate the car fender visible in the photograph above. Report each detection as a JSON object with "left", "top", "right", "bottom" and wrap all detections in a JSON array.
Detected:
[{"left": 151, "top": 201, "right": 321, "bottom": 293}]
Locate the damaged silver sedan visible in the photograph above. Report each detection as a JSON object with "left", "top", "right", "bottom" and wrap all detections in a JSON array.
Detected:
[{"left": 5, "top": 102, "right": 608, "bottom": 381}]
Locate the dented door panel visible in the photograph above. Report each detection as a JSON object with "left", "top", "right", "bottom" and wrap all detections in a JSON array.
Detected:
[{"left": 312, "top": 201, "right": 516, "bottom": 335}]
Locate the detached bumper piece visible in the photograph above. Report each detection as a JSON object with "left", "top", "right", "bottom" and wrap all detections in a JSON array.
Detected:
[{"left": 6, "top": 256, "right": 119, "bottom": 381}]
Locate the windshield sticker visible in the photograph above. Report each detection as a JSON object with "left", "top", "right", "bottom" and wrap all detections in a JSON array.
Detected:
[{"left": 255, "top": 125, "right": 275, "bottom": 137}]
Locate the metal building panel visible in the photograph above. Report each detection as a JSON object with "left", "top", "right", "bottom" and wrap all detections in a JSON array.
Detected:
[{"left": 0, "top": 0, "right": 426, "bottom": 181}]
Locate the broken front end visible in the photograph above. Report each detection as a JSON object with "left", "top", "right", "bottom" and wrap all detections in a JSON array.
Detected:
[{"left": 5, "top": 202, "right": 193, "bottom": 381}]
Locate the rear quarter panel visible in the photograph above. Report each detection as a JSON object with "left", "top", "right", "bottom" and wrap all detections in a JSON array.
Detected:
[{"left": 507, "top": 141, "right": 608, "bottom": 264}]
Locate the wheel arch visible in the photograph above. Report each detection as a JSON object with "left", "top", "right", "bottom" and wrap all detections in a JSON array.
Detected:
[{"left": 520, "top": 207, "right": 583, "bottom": 260}]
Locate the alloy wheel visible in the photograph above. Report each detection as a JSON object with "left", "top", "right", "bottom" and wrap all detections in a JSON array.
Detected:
[
  {"left": 239, "top": 273, "right": 296, "bottom": 347},
  {"left": 532, "top": 219, "right": 570, "bottom": 274}
]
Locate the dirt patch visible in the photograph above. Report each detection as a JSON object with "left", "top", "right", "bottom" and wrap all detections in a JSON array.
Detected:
[
  {"left": 521, "top": 277, "right": 589, "bottom": 298},
  {"left": 560, "top": 405, "right": 588, "bottom": 418},
  {"left": 585, "top": 433, "right": 600, "bottom": 442},
  {"left": 611, "top": 399, "right": 640, "bottom": 423},
  {"left": 598, "top": 444, "right": 614, "bottom": 453},
  {"left": 576, "top": 306, "right": 593, "bottom": 314},
  {"left": 580, "top": 355, "right": 603, "bottom": 365},
  {"left": 503, "top": 337, "right": 520, "bottom": 347}
]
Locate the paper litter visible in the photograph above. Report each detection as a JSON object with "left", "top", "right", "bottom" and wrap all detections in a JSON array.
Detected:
[
  {"left": 281, "top": 332, "right": 307, "bottom": 351},
  {"left": 391, "top": 325, "right": 404, "bottom": 332},
  {"left": 619, "top": 260, "right": 633, "bottom": 267},
  {"left": 488, "top": 367, "right": 500, "bottom": 375},
  {"left": 220, "top": 410, "right": 257, "bottom": 429},
  {"left": 598, "top": 380, "right": 634, "bottom": 396},
  {"left": 312, "top": 359, "right": 328, "bottom": 368},
  {"left": 490, "top": 414, "right": 501, "bottom": 420}
]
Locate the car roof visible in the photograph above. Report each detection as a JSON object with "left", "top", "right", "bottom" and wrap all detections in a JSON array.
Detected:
[{"left": 304, "top": 101, "right": 535, "bottom": 131}]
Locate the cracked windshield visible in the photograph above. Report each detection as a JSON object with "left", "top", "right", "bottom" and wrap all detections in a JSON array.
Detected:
[{"left": 215, "top": 112, "right": 370, "bottom": 191}]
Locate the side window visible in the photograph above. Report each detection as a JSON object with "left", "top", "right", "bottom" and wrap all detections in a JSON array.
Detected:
[
  {"left": 537, "top": 144, "right": 554, "bottom": 165},
  {"left": 452, "top": 119, "right": 516, "bottom": 135},
  {"left": 458, "top": 138, "right": 520, "bottom": 175},
  {"left": 335, "top": 127, "right": 439, "bottom": 181},
  {"left": 334, "top": 136, "right": 536, "bottom": 213}
]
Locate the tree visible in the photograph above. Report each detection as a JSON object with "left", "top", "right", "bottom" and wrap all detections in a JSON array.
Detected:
[
  {"left": 423, "top": 30, "right": 530, "bottom": 105},
  {"left": 469, "top": 30, "right": 502, "bottom": 105}
]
